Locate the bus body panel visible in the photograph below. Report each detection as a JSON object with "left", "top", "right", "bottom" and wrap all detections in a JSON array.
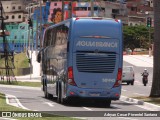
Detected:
[{"left": 41, "top": 17, "right": 123, "bottom": 102}]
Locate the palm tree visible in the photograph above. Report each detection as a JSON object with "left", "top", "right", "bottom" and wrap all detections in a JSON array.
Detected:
[{"left": 150, "top": 0, "right": 160, "bottom": 97}]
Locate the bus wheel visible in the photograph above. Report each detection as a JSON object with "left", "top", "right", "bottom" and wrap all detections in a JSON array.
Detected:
[
  {"left": 106, "top": 100, "right": 111, "bottom": 108},
  {"left": 44, "top": 85, "right": 53, "bottom": 99},
  {"left": 57, "top": 86, "right": 62, "bottom": 103}
]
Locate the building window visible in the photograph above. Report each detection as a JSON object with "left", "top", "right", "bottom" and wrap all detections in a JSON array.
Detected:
[
  {"left": 6, "top": 16, "right": 9, "bottom": 19},
  {"left": 12, "top": 15, "right": 15, "bottom": 19},
  {"left": 74, "top": 7, "right": 87, "bottom": 11},
  {"left": 112, "top": 9, "right": 119, "bottom": 14},
  {"left": 18, "top": 15, "right": 21, "bottom": 19},
  {"left": 12, "top": 6, "right": 15, "bottom": 10},
  {"left": 14, "top": 36, "right": 17, "bottom": 39},
  {"left": 7, "top": 6, "right": 9, "bottom": 9},
  {"left": 54, "top": 3, "right": 57, "bottom": 6},
  {"left": 18, "top": 6, "right": 21, "bottom": 10}
]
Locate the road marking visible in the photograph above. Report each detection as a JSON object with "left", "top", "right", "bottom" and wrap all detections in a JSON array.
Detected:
[
  {"left": 135, "top": 105, "right": 152, "bottom": 111},
  {"left": 0, "top": 117, "right": 17, "bottom": 120},
  {"left": 122, "top": 89, "right": 127, "bottom": 92},
  {"left": 43, "top": 102, "right": 55, "bottom": 107},
  {"left": 3, "top": 90, "right": 22, "bottom": 93},
  {"left": 6, "top": 94, "right": 30, "bottom": 110},
  {"left": 119, "top": 117, "right": 138, "bottom": 120},
  {"left": 133, "top": 93, "right": 146, "bottom": 96},
  {"left": 82, "top": 107, "right": 92, "bottom": 111}
]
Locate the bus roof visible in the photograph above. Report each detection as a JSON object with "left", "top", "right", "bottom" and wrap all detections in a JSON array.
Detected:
[{"left": 72, "top": 17, "right": 122, "bottom": 39}]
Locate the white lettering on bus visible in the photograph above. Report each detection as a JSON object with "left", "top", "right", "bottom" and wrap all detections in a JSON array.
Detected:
[
  {"left": 76, "top": 41, "right": 118, "bottom": 48},
  {"left": 102, "top": 78, "right": 115, "bottom": 83}
]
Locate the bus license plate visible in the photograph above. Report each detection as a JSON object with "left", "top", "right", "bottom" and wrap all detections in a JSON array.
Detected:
[{"left": 90, "top": 93, "right": 100, "bottom": 96}]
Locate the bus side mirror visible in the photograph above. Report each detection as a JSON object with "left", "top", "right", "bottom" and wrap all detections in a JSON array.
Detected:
[
  {"left": 37, "top": 48, "right": 44, "bottom": 63},
  {"left": 37, "top": 52, "right": 41, "bottom": 63}
]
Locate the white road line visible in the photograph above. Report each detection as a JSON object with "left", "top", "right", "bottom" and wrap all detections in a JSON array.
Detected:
[
  {"left": 122, "top": 89, "right": 127, "bottom": 92},
  {"left": 133, "top": 93, "right": 146, "bottom": 96},
  {"left": 43, "top": 102, "right": 55, "bottom": 107},
  {"left": 6, "top": 94, "right": 30, "bottom": 110},
  {"left": 118, "top": 117, "right": 138, "bottom": 120},
  {"left": 3, "top": 90, "right": 22, "bottom": 93},
  {"left": 135, "top": 105, "right": 152, "bottom": 111},
  {"left": 82, "top": 107, "right": 92, "bottom": 111},
  {"left": 0, "top": 118, "right": 17, "bottom": 120}
]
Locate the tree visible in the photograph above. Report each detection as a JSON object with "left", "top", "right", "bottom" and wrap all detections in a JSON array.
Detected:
[
  {"left": 123, "top": 25, "right": 153, "bottom": 50},
  {"left": 150, "top": 0, "right": 160, "bottom": 97}
]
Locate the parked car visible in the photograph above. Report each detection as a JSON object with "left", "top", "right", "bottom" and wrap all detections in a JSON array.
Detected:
[{"left": 122, "top": 66, "right": 135, "bottom": 85}]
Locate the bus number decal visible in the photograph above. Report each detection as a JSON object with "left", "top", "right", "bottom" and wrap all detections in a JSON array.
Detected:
[{"left": 102, "top": 78, "right": 115, "bottom": 83}]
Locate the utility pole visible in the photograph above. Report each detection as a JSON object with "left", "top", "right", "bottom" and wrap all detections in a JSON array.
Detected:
[
  {"left": 0, "top": 2, "right": 16, "bottom": 83},
  {"left": 68, "top": 1, "right": 72, "bottom": 18},
  {"left": 91, "top": 0, "right": 94, "bottom": 17},
  {"left": 36, "top": 14, "right": 38, "bottom": 54},
  {"left": 39, "top": 0, "right": 42, "bottom": 49},
  {"left": 62, "top": 0, "right": 64, "bottom": 21}
]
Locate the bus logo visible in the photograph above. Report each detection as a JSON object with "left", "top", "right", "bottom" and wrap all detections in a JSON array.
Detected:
[{"left": 76, "top": 41, "right": 118, "bottom": 48}]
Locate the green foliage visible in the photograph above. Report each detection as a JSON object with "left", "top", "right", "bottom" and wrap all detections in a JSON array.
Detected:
[
  {"left": 123, "top": 25, "right": 154, "bottom": 50},
  {"left": 0, "top": 52, "right": 29, "bottom": 75},
  {"left": 0, "top": 81, "right": 41, "bottom": 87}
]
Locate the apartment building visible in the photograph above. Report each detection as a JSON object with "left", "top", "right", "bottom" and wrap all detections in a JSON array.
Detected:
[
  {"left": 1, "top": 1, "right": 27, "bottom": 23},
  {"left": 127, "top": 0, "right": 153, "bottom": 26}
]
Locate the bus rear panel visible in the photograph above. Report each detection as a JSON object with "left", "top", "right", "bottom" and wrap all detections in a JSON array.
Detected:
[{"left": 66, "top": 18, "right": 123, "bottom": 100}]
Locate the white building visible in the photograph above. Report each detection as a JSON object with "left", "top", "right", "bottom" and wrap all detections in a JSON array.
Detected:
[{"left": 1, "top": 0, "right": 27, "bottom": 23}]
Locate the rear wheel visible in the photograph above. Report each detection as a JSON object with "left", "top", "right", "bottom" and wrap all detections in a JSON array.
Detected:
[
  {"left": 106, "top": 100, "right": 111, "bottom": 107},
  {"left": 44, "top": 85, "right": 53, "bottom": 99},
  {"left": 131, "top": 80, "right": 134, "bottom": 85},
  {"left": 127, "top": 82, "right": 130, "bottom": 85},
  {"left": 57, "top": 84, "right": 62, "bottom": 103}
]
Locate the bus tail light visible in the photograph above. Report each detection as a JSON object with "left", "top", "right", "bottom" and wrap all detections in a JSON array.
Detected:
[
  {"left": 68, "top": 67, "right": 77, "bottom": 86},
  {"left": 113, "top": 68, "right": 122, "bottom": 87}
]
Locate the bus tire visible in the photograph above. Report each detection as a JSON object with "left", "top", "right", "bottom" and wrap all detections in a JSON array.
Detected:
[
  {"left": 106, "top": 100, "right": 111, "bottom": 108},
  {"left": 44, "top": 85, "right": 53, "bottom": 99},
  {"left": 57, "top": 84, "right": 62, "bottom": 103}
]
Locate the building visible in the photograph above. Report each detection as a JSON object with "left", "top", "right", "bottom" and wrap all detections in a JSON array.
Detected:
[{"left": 126, "top": 0, "right": 153, "bottom": 26}]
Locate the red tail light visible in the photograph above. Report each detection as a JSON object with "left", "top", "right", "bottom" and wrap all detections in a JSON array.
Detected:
[
  {"left": 75, "top": 18, "right": 80, "bottom": 21},
  {"left": 68, "top": 67, "right": 77, "bottom": 86},
  {"left": 115, "top": 19, "right": 119, "bottom": 22},
  {"left": 113, "top": 68, "right": 122, "bottom": 87}
]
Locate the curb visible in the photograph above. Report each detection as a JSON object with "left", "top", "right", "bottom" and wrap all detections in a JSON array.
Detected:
[
  {"left": 120, "top": 96, "right": 160, "bottom": 111},
  {"left": 0, "top": 84, "right": 41, "bottom": 90}
]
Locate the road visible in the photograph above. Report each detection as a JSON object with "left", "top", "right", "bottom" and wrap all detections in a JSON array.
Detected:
[
  {"left": 0, "top": 85, "right": 159, "bottom": 120},
  {"left": 122, "top": 61, "right": 153, "bottom": 97},
  {"left": 1, "top": 55, "right": 159, "bottom": 120}
]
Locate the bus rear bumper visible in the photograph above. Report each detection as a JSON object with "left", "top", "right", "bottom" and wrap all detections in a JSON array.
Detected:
[{"left": 66, "top": 85, "right": 121, "bottom": 100}]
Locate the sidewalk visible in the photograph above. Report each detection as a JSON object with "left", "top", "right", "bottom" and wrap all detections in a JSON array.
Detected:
[
  {"left": 15, "top": 75, "right": 41, "bottom": 82},
  {"left": 123, "top": 55, "right": 153, "bottom": 67}
]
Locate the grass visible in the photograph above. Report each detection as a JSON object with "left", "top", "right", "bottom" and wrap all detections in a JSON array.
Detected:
[
  {"left": 132, "top": 96, "right": 160, "bottom": 106},
  {"left": 0, "top": 52, "right": 29, "bottom": 76},
  {"left": 0, "top": 93, "right": 79, "bottom": 120},
  {"left": 0, "top": 81, "right": 41, "bottom": 87}
]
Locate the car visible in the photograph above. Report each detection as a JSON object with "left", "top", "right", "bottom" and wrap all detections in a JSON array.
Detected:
[{"left": 122, "top": 66, "right": 135, "bottom": 85}]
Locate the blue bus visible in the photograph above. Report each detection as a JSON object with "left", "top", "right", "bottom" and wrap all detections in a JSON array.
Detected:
[{"left": 37, "top": 17, "right": 123, "bottom": 107}]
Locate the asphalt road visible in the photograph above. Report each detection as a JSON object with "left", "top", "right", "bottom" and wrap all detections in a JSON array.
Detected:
[
  {"left": 122, "top": 61, "right": 153, "bottom": 97},
  {"left": 0, "top": 60, "right": 159, "bottom": 120},
  {"left": 0, "top": 85, "right": 159, "bottom": 120}
]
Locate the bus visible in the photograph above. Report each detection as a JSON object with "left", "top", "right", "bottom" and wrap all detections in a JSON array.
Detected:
[{"left": 37, "top": 17, "right": 123, "bottom": 107}]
